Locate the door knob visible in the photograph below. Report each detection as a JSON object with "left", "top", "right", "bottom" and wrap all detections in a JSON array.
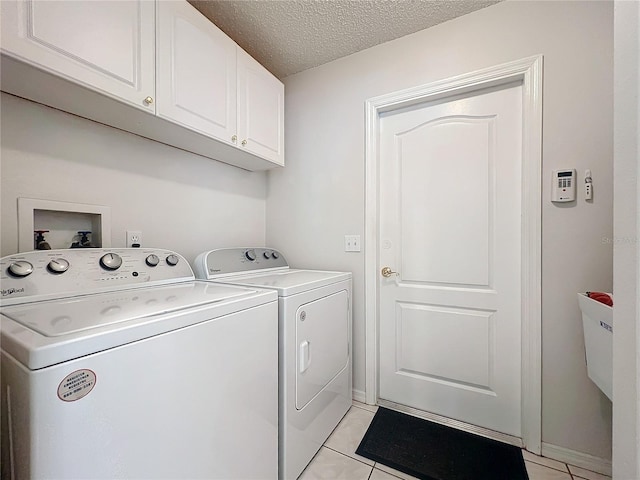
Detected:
[{"left": 381, "top": 267, "right": 398, "bottom": 277}]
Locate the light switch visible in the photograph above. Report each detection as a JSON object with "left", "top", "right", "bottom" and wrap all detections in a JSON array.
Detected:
[{"left": 345, "top": 235, "right": 361, "bottom": 252}]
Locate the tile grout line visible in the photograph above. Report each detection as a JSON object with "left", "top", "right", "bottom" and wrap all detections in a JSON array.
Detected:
[
  {"left": 367, "top": 465, "right": 374, "bottom": 480},
  {"left": 322, "top": 444, "right": 374, "bottom": 468},
  {"left": 373, "top": 463, "right": 408, "bottom": 480},
  {"left": 524, "top": 455, "right": 575, "bottom": 475},
  {"left": 527, "top": 456, "right": 611, "bottom": 479},
  {"left": 320, "top": 444, "right": 405, "bottom": 480}
]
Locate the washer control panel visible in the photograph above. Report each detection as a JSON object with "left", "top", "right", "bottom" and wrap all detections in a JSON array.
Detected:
[
  {"left": 1, "top": 248, "right": 194, "bottom": 305},
  {"left": 194, "top": 248, "right": 288, "bottom": 279}
]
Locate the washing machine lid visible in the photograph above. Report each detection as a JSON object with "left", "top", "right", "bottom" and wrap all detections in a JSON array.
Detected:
[
  {"left": 2, "top": 281, "right": 256, "bottom": 336},
  {"left": 1, "top": 281, "right": 277, "bottom": 369},
  {"left": 219, "top": 269, "right": 351, "bottom": 296}
]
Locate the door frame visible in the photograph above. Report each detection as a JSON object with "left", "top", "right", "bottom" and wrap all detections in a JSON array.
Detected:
[{"left": 364, "top": 55, "right": 543, "bottom": 453}]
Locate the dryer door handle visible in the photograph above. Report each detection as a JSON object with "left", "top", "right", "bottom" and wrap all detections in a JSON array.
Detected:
[{"left": 299, "top": 340, "right": 311, "bottom": 373}]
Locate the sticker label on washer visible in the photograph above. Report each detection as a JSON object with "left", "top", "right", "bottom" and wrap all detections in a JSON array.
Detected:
[{"left": 58, "top": 369, "right": 96, "bottom": 402}]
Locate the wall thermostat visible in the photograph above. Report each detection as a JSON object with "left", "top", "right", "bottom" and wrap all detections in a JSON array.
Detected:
[{"left": 552, "top": 169, "right": 576, "bottom": 202}]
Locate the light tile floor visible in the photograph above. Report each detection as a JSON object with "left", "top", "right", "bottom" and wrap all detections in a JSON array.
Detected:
[{"left": 298, "top": 401, "right": 612, "bottom": 480}]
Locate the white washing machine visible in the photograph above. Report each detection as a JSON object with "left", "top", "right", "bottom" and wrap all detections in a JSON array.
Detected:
[
  {"left": 1, "top": 248, "right": 278, "bottom": 479},
  {"left": 194, "top": 247, "right": 352, "bottom": 480}
]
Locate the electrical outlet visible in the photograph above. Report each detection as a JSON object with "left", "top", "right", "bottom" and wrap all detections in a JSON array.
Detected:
[
  {"left": 344, "top": 235, "right": 361, "bottom": 252},
  {"left": 126, "top": 230, "right": 142, "bottom": 248}
]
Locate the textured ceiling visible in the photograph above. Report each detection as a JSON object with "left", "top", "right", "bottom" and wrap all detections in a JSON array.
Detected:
[{"left": 188, "top": 0, "right": 502, "bottom": 79}]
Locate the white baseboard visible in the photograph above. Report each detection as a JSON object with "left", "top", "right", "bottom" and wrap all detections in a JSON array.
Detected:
[
  {"left": 352, "top": 389, "right": 366, "bottom": 403},
  {"left": 541, "top": 442, "right": 612, "bottom": 476}
]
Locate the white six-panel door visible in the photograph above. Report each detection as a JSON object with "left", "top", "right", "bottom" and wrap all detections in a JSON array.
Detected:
[{"left": 378, "top": 83, "right": 523, "bottom": 437}]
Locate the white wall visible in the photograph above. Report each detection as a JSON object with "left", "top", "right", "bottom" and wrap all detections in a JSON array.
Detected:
[
  {"left": 612, "top": 1, "right": 640, "bottom": 478},
  {"left": 1, "top": 93, "right": 267, "bottom": 261},
  {"left": 267, "top": 0, "right": 613, "bottom": 461}
]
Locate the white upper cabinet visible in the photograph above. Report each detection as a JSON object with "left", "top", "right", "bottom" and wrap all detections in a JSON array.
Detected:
[
  {"left": 0, "top": 0, "right": 283, "bottom": 170},
  {"left": 157, "top": 1, "right": 283, "bottom": 166},
  {"left": 156, "top": 1, "right": 237, "bottom": 142},
  {"left": 237, "top": 48, "right": 285, "bottom": 166},
  {"left": 0, "top": 0, "right": 155, "bottom": 112}
]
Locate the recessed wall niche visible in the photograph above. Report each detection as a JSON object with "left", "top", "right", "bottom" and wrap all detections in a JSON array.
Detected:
[{"left": 18, "top": 198, "right": 111, "bottom": 252}]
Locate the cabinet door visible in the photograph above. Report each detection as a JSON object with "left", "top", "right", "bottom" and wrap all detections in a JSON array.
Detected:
[
  {"left": 0, "top": 0, "right": 155, "bottom": 112},
  {"left": 237, "top": 48, "right": 284, "bottom": 166},
  {"left": 156, "top": 1, "right": 237, "bottom": 143}
]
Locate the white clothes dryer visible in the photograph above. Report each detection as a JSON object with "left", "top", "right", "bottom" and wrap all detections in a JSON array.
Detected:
[
  {"left": 1, "top": 248, "right": 278, "bottom": 480},
  {"left": 194, "top": 248, "right": 352, "bottom": 480}
]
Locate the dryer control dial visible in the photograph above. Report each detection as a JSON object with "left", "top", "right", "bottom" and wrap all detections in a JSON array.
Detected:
[
  {"left": 100, "top": 253, "right": 122, "bottom": 271},
  {"left": 263, "top": 251, "right": 272, "bottom": 259},
  {"left": 166, "top": 254, "right": 179, "bottom": 266},
  {"left": 245, "top": 249, "right": 257, "bottom": 261},
  {"left": 8, "top": 260, "right": 33, "bottom": 277}
]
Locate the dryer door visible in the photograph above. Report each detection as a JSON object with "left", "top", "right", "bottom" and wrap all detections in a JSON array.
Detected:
[{"left": 296, "top": 289, "right": 349, "bottom": 410}]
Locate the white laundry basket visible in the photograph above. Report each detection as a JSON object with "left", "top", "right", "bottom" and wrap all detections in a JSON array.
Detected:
[{"left": 577, "top": 293, "right": 613, "bottom": 401}]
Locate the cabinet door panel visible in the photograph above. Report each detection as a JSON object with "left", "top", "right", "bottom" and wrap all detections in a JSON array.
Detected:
[
  {"left": 157, "top": 1, "right": 236, "bottom": 142},
  {"left": 237, "top": 48, "right": 284, "bottom": 166},
  {"left": 0, "top": 0, "right": 155, "bottom": 111}
]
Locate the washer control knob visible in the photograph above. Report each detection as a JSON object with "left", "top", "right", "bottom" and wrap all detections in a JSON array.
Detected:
[
  {"left": 272, "top": 251, "right": 279, "bottom": 259},
  {"left": 47, "top": 258, "right": 70, "bottom": 274},
  {"left": 245, "top": 249, "right": 257, "bottom": 261},
  {"left": 166, "top": 254, "right": 179, "bottom": 266},
  {"left": 100, "top": 253, "right": 123, "bottom": 271},
  {"left": 8, "top": 260, "right": 33, "bottom": 277},
  {"left": 145, "top": 254, "right": 160, "bottom": 267},
  {"left": 263, "top": 251, "right": 271, "bottom": 259}
]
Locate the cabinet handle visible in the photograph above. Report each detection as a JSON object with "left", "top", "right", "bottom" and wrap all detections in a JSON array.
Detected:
[
  {"left": 143, "top": 96, "right": 154, "bottom": 105},
  {"left": 231, "top": 135, "right": 237, "bottom": 143},
  {"left": 241, "top": 139, "right": 247, "bottom": 146}
]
